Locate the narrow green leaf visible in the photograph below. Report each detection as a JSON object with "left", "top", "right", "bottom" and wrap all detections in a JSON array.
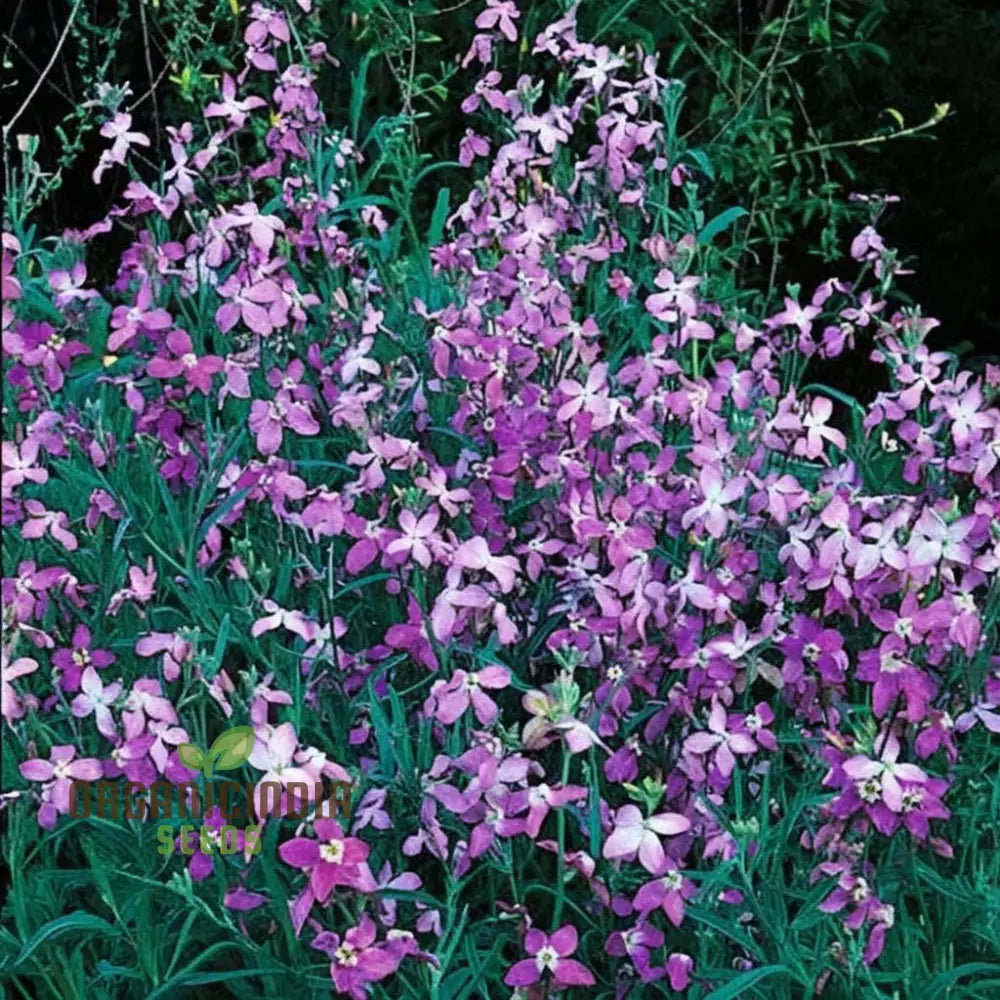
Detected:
[
  {"left": 704, "top": 963, "right": 790, "bottom": 999},
  {"left": 698, "top": 206, "right": 748, "bottom": 244},
  {"left": 15, "top": 913, "right": 120, "bottom": 966}
]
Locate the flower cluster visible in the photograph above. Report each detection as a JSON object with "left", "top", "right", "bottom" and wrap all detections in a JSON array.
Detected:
[{"left": 3, "top": 1, "right": 999, "bottom": 996}]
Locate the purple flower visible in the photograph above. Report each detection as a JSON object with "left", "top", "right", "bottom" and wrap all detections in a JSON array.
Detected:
[
  {"left": 278, "top": 818, "right": 377, "bottom": 902},
  {"left": 504, "top": 925, "right": 595, "bottom": 988},
  {"left": 19, "top": 745, "right": 103, "bottom": 827},
  {"left": 52, "top": 625, "right": 115, "bottom": 693}
]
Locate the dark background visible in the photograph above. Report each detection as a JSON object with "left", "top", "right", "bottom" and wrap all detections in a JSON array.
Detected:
[{"left": 4, "top": 0, "right": 998, "bottom": 362}]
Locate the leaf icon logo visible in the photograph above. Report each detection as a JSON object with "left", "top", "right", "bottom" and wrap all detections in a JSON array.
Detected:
[
  {"left": 208, "top": 726, "right": 255, "bottom": 771},
  {"left": 176, "top": 726, "right": 255, "bottom": 777},
  {"left": 176, "top": 743, "right": 206, "bottom": 771}
]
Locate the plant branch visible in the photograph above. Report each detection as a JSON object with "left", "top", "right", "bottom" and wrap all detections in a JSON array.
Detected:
[{"left": 2, "top": 0, "right": 82, "bottom": 141}]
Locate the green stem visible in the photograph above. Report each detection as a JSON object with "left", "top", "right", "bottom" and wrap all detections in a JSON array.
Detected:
[{"left": 551, "top": 748, "right": 572, "bottom": 929}]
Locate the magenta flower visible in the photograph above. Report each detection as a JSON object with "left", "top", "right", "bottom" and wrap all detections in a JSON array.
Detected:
[
  {"left": 146, "top": 330, "right": 224, "bottom": 394},
  {"left": 603, "top": 804, "right": 692, "bottom": 873},
  {"left": 504, "top": 782, "right": 588, "bottom": 839},
  {"left": 633, "top": 862, "right": 697, "bottom": 927},
  {"left": 104, "top": 732, "right": 158, "bottom": 787},
  {"left": 248, "top": 396, "right": 320, "bottom": 455},
  {"left": 278, "top": 818, "right": 377, "bottom": 902},
  {"left": 176, "top": 806, "right": 249, "bottom": 881},
  {"left": 224, "top": 887, "right": 269, "bottom": 911},
  {"left": 312, "top": 913, "right": 410, "bottom": 1000},
  {"left": 108, "top": 283, "right": 172, "bottom": 352},
  {"left": 605, "top": 921, "right": 665, "bottom": 982},
  {"left": 8, "top": 322, "right": 89, "bottom": 391},
  {"left": 504, "top": 925, "right": 595, "bottom": 988},
  {"left": 666, "top": 953, "right": 694, "bottom": 990},
  {"left": 215, "top": 275, "right": 287, "bottom": 336},
  {"left": 52, "top": 625, "right": 116, "bottom": 693},
  {"left": 220, "top": 202, "right": 286, "bottom": 255}
]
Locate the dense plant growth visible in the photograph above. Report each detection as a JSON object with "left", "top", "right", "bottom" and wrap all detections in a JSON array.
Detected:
[{"left": 2, "top": 3, "right": 999, "bottom": 999}]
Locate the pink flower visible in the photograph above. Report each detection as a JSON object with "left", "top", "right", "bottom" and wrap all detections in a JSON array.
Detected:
[
  {"left": 423, "top": 665, "right": 510, "bottom": 725},
  {"left": 21, "top": 500, "right": 78, "bottom": 551},
  {"left": 842, "top": 750, "right": 928, "bottom": 813},
  {"left": 248, "top": 721, "right": 314, "bottom": 816},
  {"left": 683, "top": 698, "right": 758, "bottom": 778},
  {"left": 449, "top": 536, "right": 519, "bottom": 593},
  {"left": 19, "top": 745, "right": 103, "bottom": 827},
  {"left": 146, "top": 330, "right": 224, "bottom": 394},
  {"left": 557, "top": 362, "right": 616, "bottom": 427},
  {"left": 2, "top": 651, "right": 38, "bottom": 723},
  {"left": 796, "top": 396, "right": 846, "bottom": 459},
  {"left": 278, "top": 818, "right": 377, "bottom": 901},
  {"left": 204, "top": 75, "right": 268, "bottom": 128},
  {"left": 70, "top": 666, "right": 122, "bottom": 741},
  {"left": 251, "top": 599, "right": 319, "bottom": 642},
  {"left": 386, "top": 507, "right": 440, "bottom": 568},
  {"left": 603, "top": 803, "right": 692, "bottom": 873},
  {"left": 475, "top": 0, "right": 519, "bottom": 42},
  {"left": 220, "top": 202, "right": 286, "bottom": 255},
  {"left": 504, "top": 925, "right": 595, "bottom": 989},
  {"left": 766, "top": 294, "right": 821, "bottom": 337},
  {"left": 135, "top": 630, "right": 192, "bottom": 682},
  {"left": 680, "top": 466, "right": 746, "bottom": 539},
  {"left": 646, "top": 269, "right": 700, "bottom": 322},
  {"left": 108, "top": 283, "right": 172, "bottom": 352},
  {"left": 2, "top": 439, "right": 48, "bottom": 494},
  {"left": 93, "top": 113, "right": 150, "bottom": 183},
  {"left": 106, "top": 558, "right": 157, "bottom": 616}
]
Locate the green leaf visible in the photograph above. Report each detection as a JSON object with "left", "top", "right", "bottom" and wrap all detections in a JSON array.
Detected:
[
  {"left": 205, "top": 612, "right": 231, "bottom": 682},
  {"left": 176, "top": 743, "right": 205, "bottom": 770},
  {"left": 207, "top": 725, "right": 255, "bottom": 771},
  {"left": 704, "top": 964, "right": 790, "bottom": 999},
  {"left": 15, "top": 913, "right": 120, "bottom": 966},
  {"left": 427, "top": 187, "right": 450, "bottom": 247},
  {"left": 698, "top": 206, "right": 748, "bottom": 245}
]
